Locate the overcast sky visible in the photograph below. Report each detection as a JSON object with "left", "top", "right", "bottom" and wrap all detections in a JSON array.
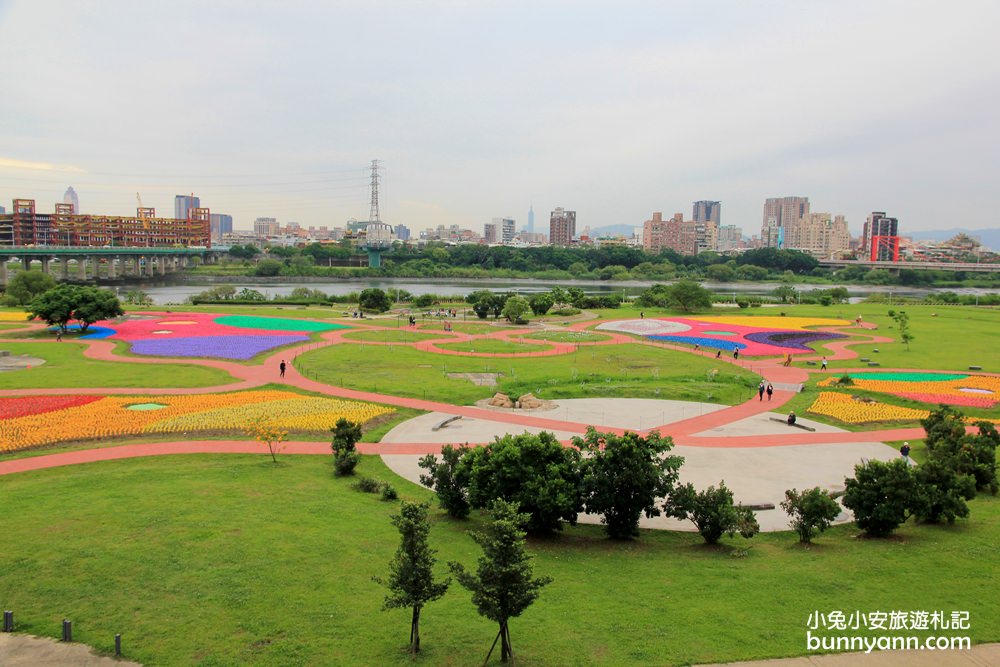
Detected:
[{"left": 1, "top": 1, "right": 997, "bottom": 237}]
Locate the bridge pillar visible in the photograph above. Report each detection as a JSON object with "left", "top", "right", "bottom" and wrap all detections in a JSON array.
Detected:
[
  {"left": 107, "top": 256, "right": 117, "bottom": 279},
  {"left": 158, "top": 257, "right": 166, "bottom": 276},
  {"left": 145, "top": 257, "right": 155, "bottom": 277},
  {"left": 0, "top": 260, "right": 8, "bottom": 286},
  {"left": 22, "top": 257, "right": 31, "bottom": 272},
  {"left": 40, "top": 257, "right": 50, "bottom": 275},
  {"left": 60, "top": 258, "right": 69, "bottom": 279},
  {"left": 78, "top": 257, "right": 88, "bottom": 280}
]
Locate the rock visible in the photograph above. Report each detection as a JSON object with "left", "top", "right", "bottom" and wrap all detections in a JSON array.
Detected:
[
  {"left": 517, "top": 393, "right": 545, "bottom": 409},
  {"left": 487, "top": 392, "right": 514, "bottom": 408}
]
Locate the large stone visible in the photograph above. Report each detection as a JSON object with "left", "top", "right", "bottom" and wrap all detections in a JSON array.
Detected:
[
  {"left": 517, "top": 393, "right": 544, "bottom": 409},
  {"left": 487, "top": 392, "right": 514, "bottom": 408}
]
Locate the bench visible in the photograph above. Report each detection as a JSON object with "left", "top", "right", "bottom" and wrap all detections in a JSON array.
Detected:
[
  {"left": 805, "top": 360, "right": 817, "bottom": 366},
  {"left": 743, "top": 503, "right": 776, "bottom": 511},
  {"left": 867, "top": 362, "right": 880, "bottom": 367},
  {"left": 969, "top": 366, "right": 982, "bottom": 371},
  {"left": 769, "top": 417, "right": 817, "bottom": 432},
  {"left": 432, "top": 415, "right": 462, "bottom": 431},
  {"left": 859, "top": 357, "right": 870, "bottom": 362}
]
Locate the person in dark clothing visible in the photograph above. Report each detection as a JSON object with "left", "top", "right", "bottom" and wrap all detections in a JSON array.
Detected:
[
  {"left": 787, "top": 411, "right": 797, "bottom": 425},
  {"left": 766, "top": 383, "right": 774, "bottom": 401},
  {"left": 733, "top": 348, "right": 739, "bottom": 360},
  {"left": 279, "top": 360, "right": 286, "bottom": 378},
  {"left": 758, "top": 382, "right": 765, "bottom": 401}
]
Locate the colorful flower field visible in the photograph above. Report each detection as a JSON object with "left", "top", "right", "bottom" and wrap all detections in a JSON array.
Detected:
[
  {"left": 0, "top": 311, "right": 31, "bottom": 322},
  {"left": 0, "top": 391, "right": 393, "bottom": 452},
  {"left": 82, "top": 312, "right": 350, "bottom": 360},
  {"left": 807, "top": 391, "right": 932, "bottom": 424},
  {"left": 818, "top": 372, "right": 1000, "bottom": 408},
  {"left": 598, "top": 316, "right": 849, "bottom": 356}
]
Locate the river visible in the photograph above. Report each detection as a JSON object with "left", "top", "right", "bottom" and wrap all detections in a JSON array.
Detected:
[{"left": 126, "top": 276, "right": 977, "bottom": 306}]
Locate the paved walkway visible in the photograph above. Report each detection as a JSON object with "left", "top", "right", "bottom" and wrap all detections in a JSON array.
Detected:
[{"left": 0, "top": 633, "right": 142, "bottom": 666}]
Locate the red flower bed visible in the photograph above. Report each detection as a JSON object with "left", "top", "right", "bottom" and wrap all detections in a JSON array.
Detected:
[
  {"left": 893, "top": 392, "right": 996, "bottom": 408},
  {"left": 0, "top": 395, "right": 103, "bottom": 420}
]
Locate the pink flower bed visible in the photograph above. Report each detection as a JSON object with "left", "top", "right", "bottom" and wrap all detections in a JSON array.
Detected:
[
  {"left": 648, "top": 318, "right": 839, "bottom": 357},
  {"left": 100, "top": 312, "right": 283, "bottom": 341},
  {"left": 893, "top": 392, "right": 996, "bottom": 408},
  {"left": 0, "top": 395, "right": 102, "bottom": 419}
]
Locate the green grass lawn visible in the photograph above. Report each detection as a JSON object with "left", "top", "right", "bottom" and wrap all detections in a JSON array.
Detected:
[
  {"left": 0, "top": 454, "right": 996, "bottom": 666},
  {"left": 295, "top": 342, "right": 759, "bottom": 405},
  {"left": 521, "top": 331, "right": 612, "bottom": 343},
  {"left": 435, "top": 339, "right": 553, "bottom": 354},
  {"left": 341, "top": 329, "right": 446, "bottom": 343},
  {"left": 0, "top": 342, "right": 235, "bottom": 389}
]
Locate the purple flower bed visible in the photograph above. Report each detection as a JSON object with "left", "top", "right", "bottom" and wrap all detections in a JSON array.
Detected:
[
  {"left": 743, "top": 330, "right": 845, "bottom": 350},
  {"left": 129, "top": 334, "right": 308, "bottom": 360},
  {"left": 647, "top": 335, "right": 746, "bottom": 351}
]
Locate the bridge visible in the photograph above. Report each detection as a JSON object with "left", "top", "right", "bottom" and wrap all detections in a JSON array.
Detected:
[
  {"left": 817, "top": 258, "right": 1000, "bottom": 274},
  {"left": 0, "top": 246, "right": 224, "bottom": 285}
]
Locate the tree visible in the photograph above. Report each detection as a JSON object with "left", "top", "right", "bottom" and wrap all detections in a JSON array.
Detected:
[
  {"left": 359, "top": 288, "right": 391, "bottom": 313},
  {"left": 373, "top": 502, "right": 450, "bottom": 654},
  {"left": 3, "top": 270, "right": 55, "bottom": 306},
  {"left": 575, "top": 428, "right": 684, "bottom": 539},
  {"left": 663, "top": 280, "right": 713, "bottom": 312},
  {"left": 890, "top": 310, "right": 913, "bottom": 350},
  {"left": 245, "top": 417, "right": 287, "bottom": 464},
  {"left": 780, "top": 487, "right": 842, "bottom": 543},
  {"left": 705, "top": 264, "right": 736, "bottom": 282},
  {"left": 254, "top": 259, "right": 283, "bottom": 276},
  {"left": 913, "top": 459, "right": 976, "bottom": 524},
  {"left": 664, "top": 481, "right": 760, "bottom": 544},
  {"left": 463, "top": 432, "right": 583, "bottom": 534},
  {"left": 501, "top": 295, "right": 531, "bottom": 324},
  {"left": 772, "top": 284, "right": 798, "bottom": 303},
  {"left": 418, "top": 444, "right": 472, "bottom": 519},
  {"left": 122, "top": 289, "right": 153, "bottom": 306},
  {"left": 528, "top": 293, "right": 554, "bottom": 316},
  {"left": 331, "top": 417, "right": 362, "bottom": 476},
  {"left": 922, "top": 406, "right": 999, "bottom": 495},
  {"left": 29, "top": 285, "right": 123, "bottom": 332},
  {"left": 449, "top": 500, "right": 552, "bottom": 664},
  {"left": 842, "top": 459, "right": 918, "bottom": 537},
  {"left": 235, "top": 288, "right": 267, "bottom": 301}
]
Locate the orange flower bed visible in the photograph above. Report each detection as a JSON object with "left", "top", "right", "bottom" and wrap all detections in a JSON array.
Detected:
[
  {"left": 817, "top": 374, "right": 1000, "bottom": 408},
  {"left": 807, "top": 392, "right": 930, "bottom": 424}
]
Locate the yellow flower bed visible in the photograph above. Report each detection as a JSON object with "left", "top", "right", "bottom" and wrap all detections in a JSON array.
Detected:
[
  {"left": 0, "top": 390, "right": 393, "bottom": 452},
  {"left": 806, "top": 391, "right": 929, "bottom": 424},
  {"left": 691, "top": 316, "right": 850, "bottom": 330},
  {"left": 0, "top": 311, "right": 31, "bottom": 322},
  {"left": 817, "top": 375, "right": 1000, "bottom": 406}
]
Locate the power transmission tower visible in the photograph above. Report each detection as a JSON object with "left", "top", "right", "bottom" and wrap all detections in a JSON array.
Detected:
[{"left": 368, "top": 159, "right": 382, "bottom": 224}]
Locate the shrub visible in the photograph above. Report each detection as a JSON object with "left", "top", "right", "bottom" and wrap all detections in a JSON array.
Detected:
[
  {"left": 913, "top": 460, "right": 976, "bottom": 524},
  {"left": 354, "top": 476, "right": 380, "bottom": 493},
  {"left": 379, "top": 481, "right": 399, "bottom": 501},
  {"left": 780, "top": 487, "right": 842, "bottom": 543},
  {"left": 834, "top": 374, "right": 854, "bottom": 386},
  {"left": 922, "top": 406, "right": 999, "bottom": 495},
  {"left": 736, "top": 299, "right": 749, "bottom": 309},
  {"left": 331, "top": 417, "right": 362, "bottom": 476},
  {"left": 842, "top": 459, "right": 918, "bottom": 537},
  {"left": 418, "top": 444, "right": 472, "bottom": 519},
  {"left": 664, "top": 481, "right": 760, "bottom": 544}
]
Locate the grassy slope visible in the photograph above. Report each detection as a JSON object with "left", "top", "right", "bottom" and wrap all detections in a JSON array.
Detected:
[
  {"left": 295, "top": 342, "right": 759, "bottom": 405},
  {"left": 0, "top": 342, "right": 234, "bottom": 389},
  {"left": 0, "top": 454, "right": 996, "bottom": 666}
]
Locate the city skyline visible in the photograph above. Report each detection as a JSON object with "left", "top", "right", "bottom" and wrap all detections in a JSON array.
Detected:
[{"left": 1, "top": 2, "right": 997, "bottom": 236}]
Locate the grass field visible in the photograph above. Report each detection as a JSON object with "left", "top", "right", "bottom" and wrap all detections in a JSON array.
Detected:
[
  {"left": 521, "top": 331, "right": 612, "bottom": 343},
  {"left": 434, "top": 339, "right": 554, "bottom": 354},
  {"left": 0, "top": 342, "right": 235, "bottom": 389},
  {"left": 0, "top": 454, "right": 996, "bottom": 666},
  {"left": 341, "top": 329, "right": 447, "bottom": 343},
  {"left": 295, "top": 342, "right": 759, "bottom": 405}
]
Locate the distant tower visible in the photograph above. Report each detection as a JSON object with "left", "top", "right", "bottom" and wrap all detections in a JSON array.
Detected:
[
  {"left": 362, "top": 159, "right": 391, "bottom": 268},
  {"left": 175, "top": 194, "right": 200, "bottom": 220},
  {"left": 63, "top": 186, "right": 79, "bottom": 214},
  {"left": 527, "top": 205, "right": 534, "bottom": 233}
]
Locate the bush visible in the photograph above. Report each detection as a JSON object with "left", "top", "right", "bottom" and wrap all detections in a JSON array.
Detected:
[
  {"left": 359, "top": 288, "right": 391, "bottom": 313},
  {"left": 834, "top": 374, "right": 854, "bottom": 386},
  {"left": 842, "top": 459, "right": 918, "bottom": 537},
  {"left": 418, "top": 444, "right": 472, "bottom": 519},
  {"left": 379, "top": 481, "right": 399, "bottom": 501},
  {"left": 354, "top": 476, "right": 381, "bottom": 493},
  {"left": 922, "top": 406, "right": 999, "bottom": 494},
  {"left": 331, "top": 418, "right": 362, "bottom": 476},
  {"left": 664, "top": 481, "right": 760, "bottom": 544},
  {"left": 413, "top": 294, "right": 436, "bottom": 308},
  {"left": 736, "top": 299, "right": 749, "bottom": 309},
  {"left": 780, "top": 487, "right": 842, "bottom": 543},
  {"left": 528, "top": 293, "right": 555, "bottom": 316},
  {"left": 913, "top": 460, "right": 976, "bottom": 524},
  {"left": 550, "top": 307, "right": 581, "bottom": 316}
]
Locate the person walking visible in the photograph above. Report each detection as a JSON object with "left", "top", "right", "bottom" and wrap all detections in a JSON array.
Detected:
[
  {"left": 821, "top": 356, "right": 828, "bottom": 371},
  {"left": 55, "top": 330, "right": 62, "bottom": 342},
  {"left": 900, "top": 442, "right": 912, "bottom": 465},
  {"left": 766, "top": 383, "right": 774, "bottom": 401},
  {"left": 279, "top": 360, "right": 286, "bottom": 378},
  {"left": 758, "top": 381, "right": 766, "bottom": 401},
  {"left": 733, "top": 348, "right": 739, "bottom": 360}
]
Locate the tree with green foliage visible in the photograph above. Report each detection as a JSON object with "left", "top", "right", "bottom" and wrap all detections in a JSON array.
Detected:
[
  {"left": 528, "top": 292, "right": 554, "bottom": 316},
  {"left": 501, "top": 295, "right": 531, "bottom": 324},
  {"left": 418, "top": 444, "right": 472, "bottom": 519},
  {"left": 331, "top": 417, "right": 362, "bottom": 476},
  {"left": 449, "top": 500, "right": 552, "bottom": 664},
  {"left": 922, "top": 406, "right": 999, "bottom": 494},
  {"left": 575, "top": 428, "right": 684, "bottom": 539},
  {"left": 664, "top": 481, "right": 760, "bottom": 544},
  {"left": 373, "top": 502, "right": 450, "bottom": 654},
  {"left": 890, "top": 310, "right": 913, "bottom": 349},
  {"left": 254, "top": 258, "right": 283, "bottom": 277},
  {"left": 464, "top": 432, "right": 583, "bottom": 534},
  {"left": 359, "top": 288, "right": 391, "bottom": 313},
  {"left": 663, "top": 280, "right": 713, "bottom": 312},
  {"left": 772, "top": 284, "right": 798, "bottom": 303},
  {"left": 29, "top": 284, "right": 123, "bottom": 332},
  {"left": 842, "top": 459, "right": 918, "bottom": 537},
  {"left": 122, "top": 289, "right": 153, "bottom": 306},
  {"left": 780, "top": 487, "right": 843, "bottom": 543},
  {"left": 3, "top": 270, "right": 56, "bottom": 306},
  {"left": 913, "top": 459, "right": 977, "bottom": 524}
]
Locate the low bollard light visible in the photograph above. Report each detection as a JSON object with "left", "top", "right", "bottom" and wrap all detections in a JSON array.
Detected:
[
  {"left": 62, "top": 619, "right": 72, "bottom": 642},
  {"left": 3, "top": 610, "right": 13, "bottom": 632},
  {"left": 115, "top": 633, "right": 122, "bottom": 656}
]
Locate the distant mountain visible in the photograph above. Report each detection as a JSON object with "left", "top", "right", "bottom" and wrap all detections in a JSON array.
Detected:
[
  {"left": 908, "top": 228, "right": 1000, "bottom": 251},
  {"left": 587, "top": 224, "right": 639, "bottom": 238}
]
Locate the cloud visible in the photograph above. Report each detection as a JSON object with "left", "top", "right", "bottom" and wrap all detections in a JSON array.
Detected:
[{"left": 0, "top": 157, "right": 85, "bottom": 173}]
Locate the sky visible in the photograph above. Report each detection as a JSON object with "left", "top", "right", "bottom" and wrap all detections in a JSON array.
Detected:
[{"left": 1, "top": 1, "right": 998, "bottom": 238}]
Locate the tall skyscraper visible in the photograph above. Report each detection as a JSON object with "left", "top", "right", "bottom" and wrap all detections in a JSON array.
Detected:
[
  {"left": 209, "top": 214, "right": 233, "bottom": 241},
  {"left": 549, "top": 208, "right": 576, "bottom": 246},
  {"left": 253, "top": 216, "right": 279, "bottom": 238},
  {"left": 527, "top": 205, "right": 534, "bottom": 233},
  {"left": 693, "top": 200, "right": 721, "bottom": 225},
  {"left": 63, "top": 186, "right": 79, "bottom": 214},
  {"left": 761, "top": 196, "right": 809, "bottom": 248},
  {"left": 394, "top": 224, "right": 410, "bottom": 241},
  {"left": 483, "top": 221, "right": 498, "bottom": 244},
  {"left": 499, "top": 217, "right": 516, "bottom": 244},
  {"left": 862, "top": 212, "right": 900, "bottom": 261},
  {"left": 175, "top": 194, "right": 201, "bottom": 221}
]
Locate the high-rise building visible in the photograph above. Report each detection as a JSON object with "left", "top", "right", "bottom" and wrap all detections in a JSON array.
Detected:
[
  {"left": 175, "top": 194, "right": 201, "bottom": 221},
  {"left": 549, "top": 207, "right": 576, "bottom": 246},
  {"left": 483, "top": 221, "right": 498, "bottom": 244},
  {"left": 693, "top": 200, "right": 721, "bottom": 225},
  {"left": 862, "top": 212, "right": 900, "bottom": 261},
  {"left": 761, "top": 196, "right": 809, "bottom": 248},
  {"left": 253, "top": 216, "right": 279, "bottom": 238},
  {"left": 527, "top": 205, "right": 534, "bottom": 233},
  {"left": 783, "top": 212, "right": 850, "bottom": 258},
  {"left": 643, "top": 212, "right": 696, "bottom": 254},
  {"left": 499, "top": 217, "right": 516, "bottom": 244},
  {"left": 394, "top": 224, "right": 410, "bottom": 241},
  {"left": 63, "top": 186, "right": 79, "bottom": 215},
  {"left": 716, "top": 225, "right": 743, "bottom": 252},
  {"left": 209, "top": 214, "right": 233, "bottom": 241}
]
